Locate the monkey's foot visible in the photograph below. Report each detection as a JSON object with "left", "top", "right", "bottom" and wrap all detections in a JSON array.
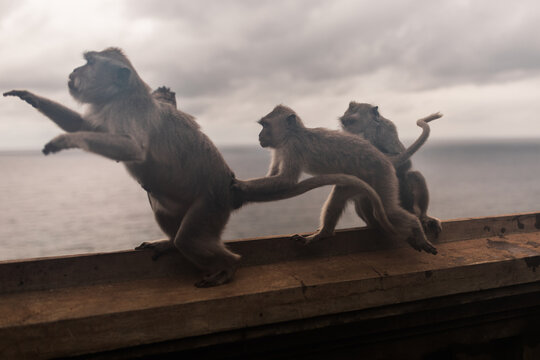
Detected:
[
  {"left": 135, "top": 240, "right": 176, "bottom": 260},
  {"left": 406, "top": 236, "right": 438, "bottom": 255},
  {"left": 195, "top": 268, "right": 235, "bottom": 288},
  {"left": 292, "top": 234, "right": 310, "bottom": 245},
  {"left": 292, "top": 231, "right": 333, "bottom": 245},
  {"left": 421, "top": 216, "right": 443, "bottom": 239}
]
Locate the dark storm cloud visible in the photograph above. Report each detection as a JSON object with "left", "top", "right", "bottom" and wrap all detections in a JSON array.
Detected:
[
  {"left": 126, "top": 0, "right": 540, "bottom": 98},
  {"left": 3, "top": 0, "right": 539, "bottom": 97}
]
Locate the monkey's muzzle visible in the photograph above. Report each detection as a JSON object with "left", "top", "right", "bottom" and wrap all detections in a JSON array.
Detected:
[
  {"left": 68, "top": 72, "right": 81, "bottom": 92},
  {"left": 68, "top": 78, "right": 78, "bottom": 91},
  {"left": 258, "top": 137, "right": 269, "bottom": 148}
]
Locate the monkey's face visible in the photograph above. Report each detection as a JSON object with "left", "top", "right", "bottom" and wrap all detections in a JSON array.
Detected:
[
  {"left": 68, "top": 52, "right": 132, "bottom": 104},
  {"left": 258, "top": 107, "right": 285, "bottom": 148},
  {"left": 257, "top": 106, "right": 299, "bottom": 148},
  {"left": 340, "top": 102, "right": 379, "bottom": 134},
  {"left": 258, "top": 118, "right": 275, "bottom": 148}
]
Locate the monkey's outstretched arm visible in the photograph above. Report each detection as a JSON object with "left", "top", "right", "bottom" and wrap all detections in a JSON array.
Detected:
[
  {"left": 43, "top": 132, "right": 145, "bottom": 162},
  {"left": 241, "top": 159, "right": 302, "bottom": 193},
  {"left": 391, "top": 112, "right": 442, "bottom": 167},
  {"left": 236, "top": 174, "right": 395, "bottom": 235},
  {"left": 4, "top": 90, "right": 87, "bottom": 132}
]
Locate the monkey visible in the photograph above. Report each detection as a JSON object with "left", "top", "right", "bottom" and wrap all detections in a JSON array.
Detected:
[
  {"left": 152, "top": 86, "right": 177, "bottom": 107},
  {"left": 144, "top": 86, "right": 395, "bottom": 228},
  {"left": 339, "top": 102, "right": 442, "bottom": 237},
  {"left": 234, "top": 105, "right": 439, "bottom": 254},
  {"left": 144, "top": 85, "right": 396, "bottom": 233},
  {"left": 4, "top": 48, "right": 241, "bottom": 287},
  {"left": 4, "top": 47, "right": 396, "bottom": 286}
]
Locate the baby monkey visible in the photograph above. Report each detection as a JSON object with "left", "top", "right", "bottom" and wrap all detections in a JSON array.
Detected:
[
  {"left": 340, "top": 102, "right": 442, "bottom": 237},
  {"left": 152, "top": 86, "right": 177, "bottom": 107},
  {"left": 235, "top": 105, "right": 439, "bottom": 254}
]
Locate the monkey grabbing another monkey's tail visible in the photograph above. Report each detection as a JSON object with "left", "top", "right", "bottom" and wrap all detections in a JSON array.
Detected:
[
  {"left": 391, "top": 112, "right": 443, "bottom": 167},
  {"left": 236, "top": 174, "right": 396, "bottom": 235}
]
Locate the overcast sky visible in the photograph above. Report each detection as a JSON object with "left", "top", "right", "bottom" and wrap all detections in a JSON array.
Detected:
[{"left": 1, "top": 0, "right": 539, "bottom": 150}]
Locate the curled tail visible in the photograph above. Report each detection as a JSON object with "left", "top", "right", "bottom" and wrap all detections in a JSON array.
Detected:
[
  {"left": 391, "top": 112, "right": 443, "bottom": 167},
  {"left": 240, "top": 174, "right": 395, "bottom": 235}
]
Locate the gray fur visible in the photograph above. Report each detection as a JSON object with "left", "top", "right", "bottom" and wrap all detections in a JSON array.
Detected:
[
  {"left": 4, "top": 49, "right": 401, "bottom": 286},
  {"left": 340, "top": 102, "right": 443, "bottom": 237},
  {"left": 4, "top": 47, "right": 239, "bottom": 287},
  {"left": 152, "top": 86, "right": 177, "bottom": 107},
  {"left": 240, "top": 105, "right": 437, "bottom": 254}
]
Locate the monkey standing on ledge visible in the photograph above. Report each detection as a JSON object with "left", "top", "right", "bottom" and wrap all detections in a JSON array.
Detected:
[
  {"left": 234, "top": 105, "right": 441, "bottom": 254},
  {"left": 339, "top": 102, "right": 443, "bottom": 237},
  {"left": 5, "top": 48, "right": 241, "bottom": 287},
  {"left": 4, "top": 47, "right": 394, "bottom": 287}
]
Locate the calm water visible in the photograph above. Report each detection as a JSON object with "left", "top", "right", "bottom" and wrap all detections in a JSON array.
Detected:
[{"left": 1, "top": 140, "right": 539, "bottom": 261}]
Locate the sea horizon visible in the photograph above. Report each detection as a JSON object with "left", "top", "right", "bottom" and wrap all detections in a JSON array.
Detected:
[{"left": 1, "top": 139, "right": 539, "bottom": 261}]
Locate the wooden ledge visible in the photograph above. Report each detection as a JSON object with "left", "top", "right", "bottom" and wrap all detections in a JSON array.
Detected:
[{"left": 1, "top": 212, "right": 539, "bottom": 359}]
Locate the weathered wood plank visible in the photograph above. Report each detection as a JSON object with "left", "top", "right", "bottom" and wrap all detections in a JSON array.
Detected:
[
  {"left": 1, "top": 211, "right": 539, "bottom": 294},
  {"left": 0, "top": 212, "right": 539, "bottom": 359}
]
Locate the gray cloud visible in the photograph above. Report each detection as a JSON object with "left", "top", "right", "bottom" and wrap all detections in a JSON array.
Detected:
[
  {"left": 1, "top": 0, "right": 539, "bottom": 149},
  {"left": 118, "top": 0, "right": 540, "bottom": 101}
]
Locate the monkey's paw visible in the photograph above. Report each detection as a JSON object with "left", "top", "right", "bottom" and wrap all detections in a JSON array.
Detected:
[
  {"left": 406, "top": 236, "right": 438, "bottom": 255},
  {"left": 422, "top": 216, "right": 443, "bottom": 240},
  {"left": 195, "top": 268, "right": 235, "bottom": 288},
  {"left": 230, "top": 179, "right": 246, "bottom": 209},
  {"left": 135, "top": 240, "right": 176, "bottom": 261},
  {"left": 3, "top": 90, "right": 40, "bottom": 108},
  {"left": 292, "top": 234, "right": 310, "bottom": 245},
  {"left": 292, "top": 231, "right": 332, "bottom": 245},
  {"left": 42, "top": 134, "right": 77, "bottom": 155}
]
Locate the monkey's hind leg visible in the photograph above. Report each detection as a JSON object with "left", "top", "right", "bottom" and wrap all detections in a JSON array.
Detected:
[
  {"left": 294, "top": 186, "right": 350, "bottom": 245},
  {"left": 173, "top": 199, "right": 240, "bottom": 287},
  {"left": 355, "top": 193, "right": 390, "bottom": 228},
  {"left": 135, "top": 196, "right": 184, "bottom": 260},
  {"left": 135, "top": 211, "right": 180, "bottom": 260},
  {"left": 407, "top": 171, "right": 442, "bottom": 239},
  {"left": 388, "top": 209, "right": 437, "bottom": 255}
]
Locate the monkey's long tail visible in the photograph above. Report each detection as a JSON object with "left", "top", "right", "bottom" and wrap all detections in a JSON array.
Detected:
[
  {"left": 391, "top": 112, "right": 443, "bottom": 167},
  {"left": 242, "top": 174, "right": 396, "bottom": 235}
]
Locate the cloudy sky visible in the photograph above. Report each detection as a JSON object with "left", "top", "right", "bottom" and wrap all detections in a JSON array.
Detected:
[{"left": 0, "top": 0, "right": 539, "bottom": 150}]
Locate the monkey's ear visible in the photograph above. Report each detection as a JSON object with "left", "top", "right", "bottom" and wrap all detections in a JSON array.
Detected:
[
  {"left": 372, "top": 106, "right": 380, "bottom": 117},
  {"left": 349, "top": 101, "right": 355, "bottom": 108},
  {"left": 115, "top": 67, "right": 131, "bottom": 87},
  {"left": 286, "top": 113, "right": 298, "bottom": 127}
]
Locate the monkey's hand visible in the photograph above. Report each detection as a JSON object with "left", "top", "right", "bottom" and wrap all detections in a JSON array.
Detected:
[
  {"left": 230, "top": 178, "right": 247, "bottom": 209},
  {"left": 3, "top": 90, "right": 40, "bottom": 108},
  {"left": 43, "top": 134, "right": 79, "bottom": 155}
]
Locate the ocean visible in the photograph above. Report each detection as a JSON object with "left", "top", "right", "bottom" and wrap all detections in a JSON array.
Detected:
[{"left": 1, "top": 140, "right": 539, "bottom": 261}]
